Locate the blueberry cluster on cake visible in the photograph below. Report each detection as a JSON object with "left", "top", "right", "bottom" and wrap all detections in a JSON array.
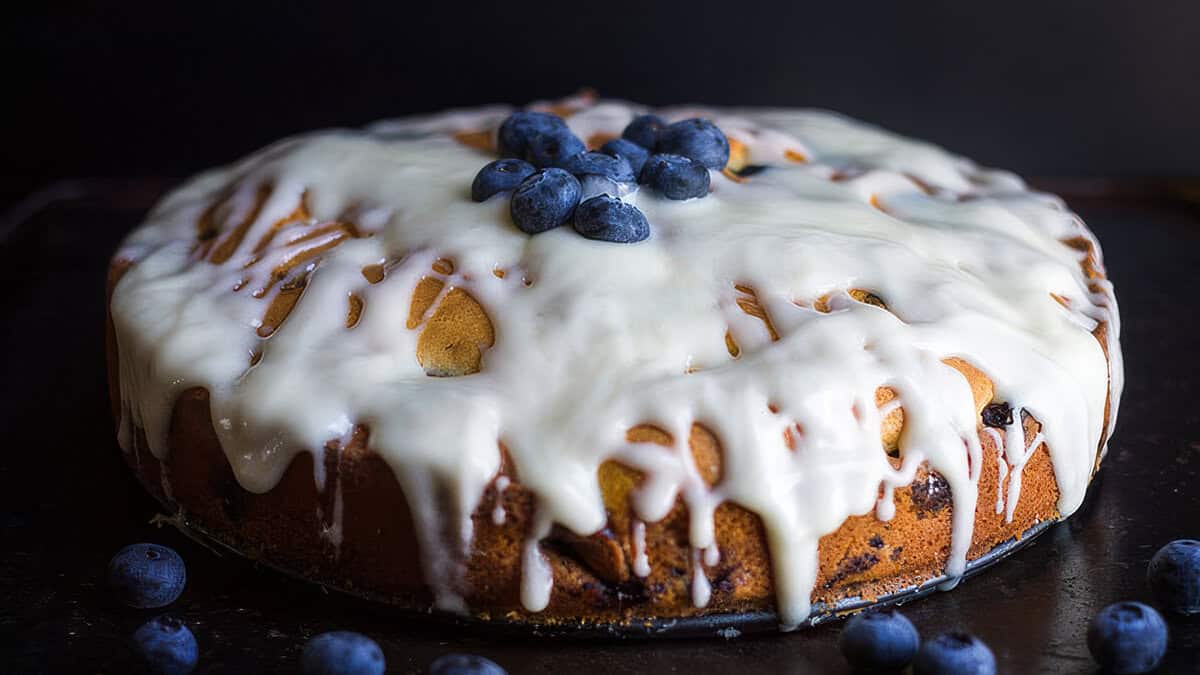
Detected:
[
  {"left": 107, "top": 92, "right": 1122, "bottom": 631},
  {"left": 472, "top": 110, "right": 727, "bottom": 242}
]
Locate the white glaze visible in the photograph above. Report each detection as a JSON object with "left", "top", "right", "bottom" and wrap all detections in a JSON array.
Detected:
[
  {"left": 631, "top": 519, "right": 651, "bottom": 578},
  {"left": 491, "top": 475, "right": 510, "bottom": 526},
  {"left": 1003, "top": 408, "right": 1046, "bottom": 524},
  {"left": 318, "top": 478, "right": 345, "bottom": 550},
  {"left": 110, "top": 98, "right": 1122, "bottom": 630},
  {"left": 983, "top": 427, "right": 1008, "bottom": 515},
  {"left": 521, "top": 510, "right": 554, "bottom": 613},
  {"left": 691, "top": 547, "right": 712, "bottom": 608}
]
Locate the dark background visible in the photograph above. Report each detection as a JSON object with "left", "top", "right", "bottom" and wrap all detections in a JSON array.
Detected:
[
  {"left": 5, "top": 0, "right": 1200, "bottom": 202},
  {"left": 4, "top": 3, "right": 1200, "bottom": 673}
]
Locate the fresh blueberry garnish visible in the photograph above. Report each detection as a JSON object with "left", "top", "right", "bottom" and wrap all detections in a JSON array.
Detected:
[
  {"left": 1148, "top": 539, "right": 1200, "bottom": 614},
  {"left": 510, "top": 168, "right": 581, "bottom": 234},
  {"left": 560, "top": 151, "right": 636, "bottom": 183},
  {"left": 656, "top": 118, "right": 730, "bottom": 170},
  {"left": 913, "top": 632, "right": 996, "bottom": 675},
  {"left": 471, "top": 159, "right": 536, "bottom": 202},
  {"left": 108, "top": 543, "right": 187, "bottom": 609},
  {"left": 497, "top": 111, "right": 567, "bottom": 158},
  {"left": 132, "top": 615, "right": 198, "bottom": 675},
  {"left": 639, "top": 153, "right": 710, "bottom": 200},
  {"left": 573, "top": 195, "right": 650, "bottom": 243},
  {"left": 1087, "top": 602, "right": 1168, "bottom": 674},
  {"left": 524, "top": 127, "right": 586, "bottom": 168},
  {"left": 838, "top": 609, "right": 919, "bottom": 672},
  {"left": 981, "top": 402, "right": 1013, "bottom": 428},
  {"left": 622, "top": 114, "right": 667, "bottom": 149},
  {"left": 601, "top": 138, "right": 650, "bottom": 176},
  {"left": 300, "top": 631, "right": 386, "bottom": 675},
  {"left": 428, "top": 653, "right": 507, "bottom": 675}
]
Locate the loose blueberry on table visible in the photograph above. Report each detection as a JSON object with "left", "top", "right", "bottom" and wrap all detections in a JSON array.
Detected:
[
  {"left": 108, "top": 543, "right": 187, "bottom": 609},
  {"left": 300, "top": 631, "right": 386, "bottom": 675},
  {"left": 132, "top": 615, "right": 198, "bottom": 675},
  {"left": 1087, "top": 601, "right": 1168, "bottom": 674},
  {"left": 912, "top": 631, "right": 996, "bottom": 675},
  {"left": 428, "top": 652, "right": 508, "bottom": 675},
  {"left": 838, "top": 609, "right": 919, "bottom": 672},
  {"left": 1147, "top": 538, "right": 1200, "bottom": 615}
]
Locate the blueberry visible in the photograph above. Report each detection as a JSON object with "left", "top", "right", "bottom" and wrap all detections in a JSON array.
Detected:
[
  {"left": 639, "top": 153, "right": 710, "bottom": 200},
  {"left": 471, "top": 159, "right": 536, "bottom": 202},
  {"left": 428, "top": 653, "right": 507, "bottom": 675},
  {"left": 656, "top": 118, "right": 730, "bottom": 170},
  {"left": 560, "top": 151, "right": 636, "bottom": 183},
  {"left": 913, "top": 632, "right": 995, "bottom": 675},
  {"left": 300, "top": 631, "right": 385, "bottom": 675},
  {"left": 510, "top": 168, "right": 581, "bottom": 234},
  {"left": 108, "top": 543, "right": 186, "bottom": 609},
  {"left": 600, "top": 138, "right": 650, "bottom": 176},
  {"left": 981, "top": 402, "right": 1013, "bottom": 428},
  {"left": 1088, "top": 602, "right": 1168, "bottom": 674},
  {"left": 1148, "top": 539, "right": 1200, "bottom": 614},
  {"left": 573, "top": 195, "right": 650, "bottom": 243},
  {"left": 838, "top": 609, "right": 919, "bottom": 671},
  {"left": 524, "top": 127, "right": 586, "bottom": 168},
  {"left": 622, "top": 114, "right": 667, "bottom": 149},
  {"left": 497, "top": 111, "right": 566, "bottom": 158},
  {"left": 132, "top": 615, "right": 198, "bottom": 675}
]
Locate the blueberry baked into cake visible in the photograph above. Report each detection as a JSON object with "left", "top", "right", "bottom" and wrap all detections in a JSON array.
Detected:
[{"left": 107, "top": 91, "right": 1122, "bottom": 631}]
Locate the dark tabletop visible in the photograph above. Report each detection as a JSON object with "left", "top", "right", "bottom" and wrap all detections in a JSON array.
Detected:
[{"left": 1, "top": 179, "right": 1198, "bottom": 673}]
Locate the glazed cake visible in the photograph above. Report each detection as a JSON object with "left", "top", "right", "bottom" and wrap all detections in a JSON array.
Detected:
[{"left": 107, "top": 93, "right": 1122, "bottom": 632}]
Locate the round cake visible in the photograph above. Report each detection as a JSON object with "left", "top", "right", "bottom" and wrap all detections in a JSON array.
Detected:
[{"left": 107, "top": 92, "right": 1122, "bottom": 632}]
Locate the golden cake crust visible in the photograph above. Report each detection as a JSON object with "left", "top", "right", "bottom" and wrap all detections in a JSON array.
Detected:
[{"left": 106, "top": 245, "right": 1109, "bottom": 627}]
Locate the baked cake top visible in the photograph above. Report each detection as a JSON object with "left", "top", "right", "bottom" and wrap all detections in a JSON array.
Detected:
[{"left": 110, "top": 93, "right": 1122, "bottom": 628}]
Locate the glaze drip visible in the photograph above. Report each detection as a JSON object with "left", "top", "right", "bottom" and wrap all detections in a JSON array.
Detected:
[
  {"left": 631, "top": 519, "right": 651, "bottom": 578},
  {"left": 491, "top": 475, "right": 510, "bottom": 526}
]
